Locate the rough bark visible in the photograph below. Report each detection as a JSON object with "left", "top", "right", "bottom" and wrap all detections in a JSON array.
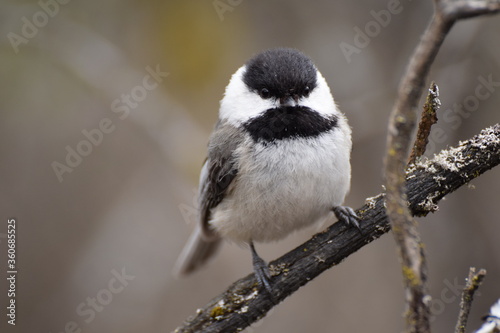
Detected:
[{"left": 174, "top": 124, "right": 500, "bottom": 333}]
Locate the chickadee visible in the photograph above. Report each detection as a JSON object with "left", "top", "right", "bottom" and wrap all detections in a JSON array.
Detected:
[
  {"left": 174, "top": 48, "right": 359, "bottom": 292},
  {"left": 476, "top": 299, "right": 500, "bottom": 333}
]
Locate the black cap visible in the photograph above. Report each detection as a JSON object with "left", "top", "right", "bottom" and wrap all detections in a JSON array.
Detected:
[{"left": 243, "top": 48, "right": 317, "bottom": 101}]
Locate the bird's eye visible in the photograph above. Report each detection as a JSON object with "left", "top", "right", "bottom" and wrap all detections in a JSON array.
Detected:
[
  {"left": 304, "top": 86, "right": 310, "bottom": 95},
  {"left": 259, "top": 88, "right": 270, "bottom": 99}
]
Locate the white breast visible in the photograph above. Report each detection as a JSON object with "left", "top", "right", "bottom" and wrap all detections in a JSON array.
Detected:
[{"left": 209, "top": 122, "right": 352, "bottom": 243}]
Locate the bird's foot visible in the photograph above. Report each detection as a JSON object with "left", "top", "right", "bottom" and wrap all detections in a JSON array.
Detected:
[
  {"left": 250, "top": 242, "right": 273, "bottom": 295},
  {"left": 333, "top": 206, "right": 361, "bottom": 231}
]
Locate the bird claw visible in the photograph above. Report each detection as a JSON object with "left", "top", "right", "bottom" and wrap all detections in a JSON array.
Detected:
[
  {"left": 250, "top": 242, "right": 273, "bottom": 295},
  {"left": 333, "top": 206, "right": 361, "bottom": 231}
]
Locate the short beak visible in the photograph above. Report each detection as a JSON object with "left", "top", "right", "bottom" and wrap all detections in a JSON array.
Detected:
[{"left": 279, "top": 94, "right": 300, "bottom": 106}]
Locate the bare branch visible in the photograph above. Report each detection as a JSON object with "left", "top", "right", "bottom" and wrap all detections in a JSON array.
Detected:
[
  {"left": 384, "top": 1, "right": 500, "bottom": 332},
  {"left": 454, "top": 268, "right": 487, "bottom": 333},
  {"left": 385, "top": 14, "right": 451, "bottom": 333},
  {"left": 174, "top": 125, "right": 500, "bottom": 333},
  {"left": 408, "top": 82, "right": 440, "bottom": 165}
]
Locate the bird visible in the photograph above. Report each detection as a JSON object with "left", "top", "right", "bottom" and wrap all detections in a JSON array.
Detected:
[
  {"left": 476, "top": 299, "right": 500, "bottom": 333},
  {"left": 174, "top": 47, "right": 359, "bottom": 293}
]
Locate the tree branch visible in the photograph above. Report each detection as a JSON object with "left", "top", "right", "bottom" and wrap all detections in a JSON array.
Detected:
[
  {"left": 408, "top": 82, "right": 440, "bottom": 165},
  {"left": 384, "top": 1, "right": 499, "bottom": 332},
  {"left": 174, "top": 124, "right": 500, "bottom": 333},
  {"left": 454, "top": 267, "right": 487, "bottom": 333}
]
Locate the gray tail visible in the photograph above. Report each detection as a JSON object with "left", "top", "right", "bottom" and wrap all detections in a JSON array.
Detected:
[{"left": 173, "top": 225, "right": 221, "bottom": 277}]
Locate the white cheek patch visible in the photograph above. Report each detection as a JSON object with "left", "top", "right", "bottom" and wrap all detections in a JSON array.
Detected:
[
  {"left": 300, "top": 71, "right": 340, "bottom": 117},
  {"left": 219, "top": 66, "right": 276, "bottom": 126}
]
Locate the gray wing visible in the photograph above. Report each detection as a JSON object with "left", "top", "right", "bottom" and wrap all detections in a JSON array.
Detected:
[
  {"left": 174, "top": 122, "right": 244, "bottom": 276},
  {"left": 198, "top": 121, "right": 244, "bottom": 240}
]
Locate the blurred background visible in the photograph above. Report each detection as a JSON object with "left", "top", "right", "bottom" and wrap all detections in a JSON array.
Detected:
[{"left": 1, "top": 1, "right": 499, "bottom": 332}]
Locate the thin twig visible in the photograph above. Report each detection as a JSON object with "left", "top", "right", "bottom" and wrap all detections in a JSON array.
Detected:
[
  {"left": 384, "top": 1, "right": 500, "bottom": 332},
  {"left": 454, "top": 268, "right": 487, "bottom": 333},
  {"left": 408, "top": 82, "right": 440, "bottom": 165},
  {"left": 174, "top": 125, "right": 500, "bottom": 333},
  {"left": 385, "top": 12, "right": 451, "bottom": 333}
]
